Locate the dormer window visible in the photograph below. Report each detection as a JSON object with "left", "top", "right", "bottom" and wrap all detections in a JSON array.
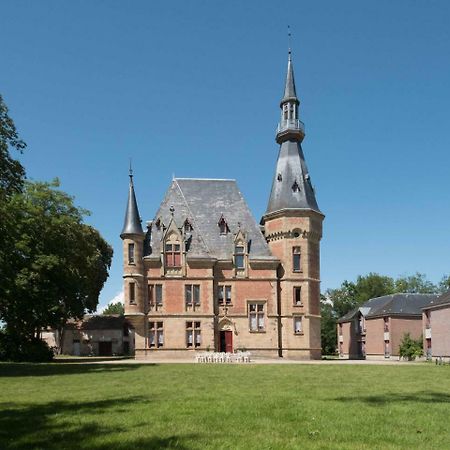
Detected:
[
  {"left": 155, "top": 218, "right": 161, "bottom": 230},
  {"left": 292, "top": 180, "right": 300, "bottom": 192},
  {"left": 234, "top": 245, "right": 245, "bottom": 269},
  {"left": 218, "top": 216, "right": 229, "bottom": 235},
  {"left": 165, "top": 242, "right": 181, "bottom": 267},
  {"left": 184, "top": 219, "right": 193, "bottom": 233}
]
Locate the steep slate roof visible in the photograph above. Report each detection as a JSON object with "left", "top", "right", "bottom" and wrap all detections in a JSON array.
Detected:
[
  {"left": 423, "top": 290, "right": 450, "bottom": 310},
  {"left": 338, "top": 294, "right": 438, "bottom": 322},
  {"left": 281, "top": 53, "right": 298, "bottom": 104},
  {"left": 265, "top": 140, "right": 321, "bottom": 215},
  {"left": 121, "top": 175, "right": 143, "bottom": 236},
  {"left": 146, "top": 178, "right": 275, "bottom": 261}
]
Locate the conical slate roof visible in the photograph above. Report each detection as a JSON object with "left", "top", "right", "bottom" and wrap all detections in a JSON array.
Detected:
[
  {"left": 265, "top": 140, "right": 321, "bottom": 215},
  {"left": 121, "top": 175, "right": 143, "bottom": 236},
  {"left": 281, "top": 53, "right": 298, "bottom": 104}
]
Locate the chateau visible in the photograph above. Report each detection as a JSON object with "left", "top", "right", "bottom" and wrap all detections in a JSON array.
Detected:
[{"left": 121, "top": 52, "right": 324, "bottom": 359}]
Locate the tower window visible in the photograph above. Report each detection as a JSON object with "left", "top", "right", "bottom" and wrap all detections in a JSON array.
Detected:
[
  {"left": 235, "top": 245, "right": 245, "bottom": 269},
  {"left": 292, "top": 247, "right": 301, "bottom": 272},
  {"left": 294, "top": 316, "right": 303, "bottom": 334},
  {"left": 129, "top": 282, "right": 136, "bottom": 304},
  {"left": 165, "top": 243, "right": 181, "bottom": 267},
  {"left": 293, "top": 287, "right": 302, "bottom": 306},
  {"left": 128, "top": 243, "right": 135, "bottom": 264},
  {"left": 292, "top": 180, "right": 300, "bottom": 192},
  {"left": 277, "top": 173, "right": 282, "bottom": 182}
]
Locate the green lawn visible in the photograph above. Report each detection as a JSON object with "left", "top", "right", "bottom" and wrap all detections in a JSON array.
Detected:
[{"left": 1, "top": 362, "right": 449, "bottom": 449}]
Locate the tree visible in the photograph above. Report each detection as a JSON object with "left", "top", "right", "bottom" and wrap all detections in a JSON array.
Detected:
[
  {"left": 438, "top": 274, "right": 450, "bottom": 294},
  {"left": 0, "top": 180, "right": 113, "bottom": 359},
  {"left": 102, "top": 302, "right": 124, "bottom": 315},
  {"left": 320, "top": 296, "right": 337, "bottom": 355},
  {"left": 399, "top": 333, "right": 423, "bottom": 361},
  {"left": 394, "top": 272, "right": 437, "bottom": 294}
]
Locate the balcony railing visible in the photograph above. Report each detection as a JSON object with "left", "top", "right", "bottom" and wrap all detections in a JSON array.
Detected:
[{"left": 277, "top": 119, "right": 305, "bottom": 135}]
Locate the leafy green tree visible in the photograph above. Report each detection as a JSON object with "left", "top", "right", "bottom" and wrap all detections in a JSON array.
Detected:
[
  {"left": 102, "top": 301, "right": 124, "bottom": 315},
  {"left": 325, "top": 281, "right": 358, "bottom": 318},
  {"left": 320, "top": 296, "right": 337, "bottom": 355},
  {"left": 0, "top": 180, "right": 113, "bottom": 358},
  {"left": 399, "top": 333, "right": 423, "bottom": 360},
  {"left": 438, "top": 274, "right": 450, "bottom": 294},
  {"left": 394, "top": 272, "right": 438, "bottom": 294},
  {"left": 354, "top": 273, "right": 395, "bottom": 304}
]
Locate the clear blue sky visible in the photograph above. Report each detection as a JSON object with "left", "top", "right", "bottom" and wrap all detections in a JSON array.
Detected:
[{"left": 1, "top": 1, "right": 449, "bottom": 310}]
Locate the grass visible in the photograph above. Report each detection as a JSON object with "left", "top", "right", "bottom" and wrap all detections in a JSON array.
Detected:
[{"left": 1, "top": 362, "right": 450, "bottom": 449}]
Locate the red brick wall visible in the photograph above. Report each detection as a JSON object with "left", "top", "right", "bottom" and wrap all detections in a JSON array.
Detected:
[{"left": 429, "top": 306, "right": 450, "bottom": 356}]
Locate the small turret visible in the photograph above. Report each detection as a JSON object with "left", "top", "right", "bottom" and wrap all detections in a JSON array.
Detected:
[{"left": 121, "top": 168, "right": 143, "bottom": 237}]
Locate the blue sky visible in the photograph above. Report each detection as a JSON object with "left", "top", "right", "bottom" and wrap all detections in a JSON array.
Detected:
[{"left": 1, "top": 1, "right": 449, "bottom": 309}]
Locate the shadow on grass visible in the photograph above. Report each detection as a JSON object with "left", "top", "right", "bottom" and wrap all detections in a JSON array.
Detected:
[
  {"left": 335, "top": 391, "right": 450, "bottom": 405},
  {"left": 0, "top": 363, "right": 151, "bottom": 377},
  {"left": 0, "top": 396, "right": 195, "bottom": 449}
]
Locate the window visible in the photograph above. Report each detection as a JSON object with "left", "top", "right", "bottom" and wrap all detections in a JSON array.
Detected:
[
  {"left": 425, "top": 311, "right": 430, "bottom": 329},
  {"left": 294, "top": 316, "right": 303, "bottom": 334},
  {"left": 149, "top": 322, "right": 164, "bottom": 348},
  {"left": 186, "top": 321, "right": 201, "bottom": 348},
  {"left": 185, "top": 285, "right": 200, "bottom": 309},
  {"left": 129, "top": 282, "right": 136, "bottom": 304},
  {"left": 283, "top": 103, "right": 288, "bottom": 120},
  {"left": 184, "top": 219, "right": 192, "bottom": 233},
  {"left": 293, "top": 286, "right": 302, "bottom": 306},
  {"left": 218, "top": 216, "right": 229, "bottom": 234},
  {"left": 128, "top": 243, "right": 135, "bottom": 264},
  {"left": 235, "top": 245, "right": 245, "bottom": 269},
  {"left": 165, "top": 243, "right": 181, "bottom": 267},
  {"left": 292, "top": 247, "right": 301, "bottom": 272},
  {"left": 384, "top": 317, "right": 389, "bottom": 333},
  {"left": 339, "top": 323, "right": 343, "bottom": 336},
  {"left": 148, "top": 284, "right": 163, "bottom": 309},
  {"left": 384, "top": 340, "right": 390, "bottom": 358},
  {"left": 218, "top": 285, "right": 232, "bottom": 305},
  {"left": 249, "top": 303, "right": 265, "bottom": 332}
]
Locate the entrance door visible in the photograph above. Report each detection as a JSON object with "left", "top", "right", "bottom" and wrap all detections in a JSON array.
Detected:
[
  {"left": 219, "top": 331, "right": 233, "bottom": 353},
  {"left": 98, "top": 341, "right": 112, "bottom": 356}
]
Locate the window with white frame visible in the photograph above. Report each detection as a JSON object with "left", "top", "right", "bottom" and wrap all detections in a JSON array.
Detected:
[
  {"left": 218, "top": 285, "right": 232, "bottom": 305},
  {"left": 186, "top": 321, "right": 201, "bottom": 348},
  {"left": 149, "top": 321, "right": 164, "bottom": 348},
  {"left": 249, "top": 302, "right": 265, "bottom": 332},
  {"left": 294, "top": 316, "right": 303, "bottom": 334}
]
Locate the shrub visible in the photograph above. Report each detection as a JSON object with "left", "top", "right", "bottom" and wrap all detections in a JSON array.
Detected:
[
  {"left": 0, "top": 331, "right": 53, "bottom": 362},
  {"left": 399, "top": 333, "right": 423, "bottom": 361}
]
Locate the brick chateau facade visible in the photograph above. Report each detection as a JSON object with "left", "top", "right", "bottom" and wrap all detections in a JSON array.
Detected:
[{"left": 121, "top": 52, "right": 324, "bottom": 359}]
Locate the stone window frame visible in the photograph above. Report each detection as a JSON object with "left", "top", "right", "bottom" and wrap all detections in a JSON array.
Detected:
[
  {"left": 293, "top": 286, "right": 302, "bottom": 306},
  {"left": 292, "top": 246, "right": 301, "bottom": 273},
  {"left": 128, "top": 243, "right": 135, "bottom": 265},
  {"left": 129, "top": 281, "right": 136, "bottom": 305},
  {"left": 218, "top": 284, "right": 232, "bottom": 306},
  {"left": 248, "top": 301, "right": 266, "bottom": 333},
  {"left": 186, "top": 321, "right": 201, "bottom": 348},
  {"left": 149, "top": 321, "right": 164, "bottom": 349},
  {"left": 165, "top": 242, "right": 181, "bottom": 267},
  {"left": 293, "top": 316, "right": 303, "bottom": 335},
  {"left": 148, "top": 283, "right": 163, "bottom": 311},
  {"left": 185, "top": 284, "right": 201, "bottom": 311}
]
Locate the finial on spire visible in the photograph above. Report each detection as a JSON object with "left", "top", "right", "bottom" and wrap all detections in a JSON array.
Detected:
[
  {"left": 129, "top": 158, "right": 133, "bottom": 179},
  {"left": 288, "top": 25, "right": 292, "bottom": 60}
]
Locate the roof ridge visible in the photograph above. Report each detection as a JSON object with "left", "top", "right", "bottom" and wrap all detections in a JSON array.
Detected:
[
  {"left": 175, "top": 177, "right": 236, "bottom": 182},
  {"left": 174, "top": 179, "right": 212, "bottom": 255}
]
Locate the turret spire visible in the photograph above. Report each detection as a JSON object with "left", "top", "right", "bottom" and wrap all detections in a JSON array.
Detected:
[
  {"left": 121, "top": 167, "right": 143, "bottom": 237},
  {"left": 264, "top": 51, "right": 321, "bottom": 217}
]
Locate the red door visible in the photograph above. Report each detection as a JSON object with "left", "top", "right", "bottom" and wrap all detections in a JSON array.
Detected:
[
  {"left": 224, "top": 330, "right": 233, "bottom": 353},
  {"left": 220, "top": 330, "right": 233, "bottom": 353}
]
